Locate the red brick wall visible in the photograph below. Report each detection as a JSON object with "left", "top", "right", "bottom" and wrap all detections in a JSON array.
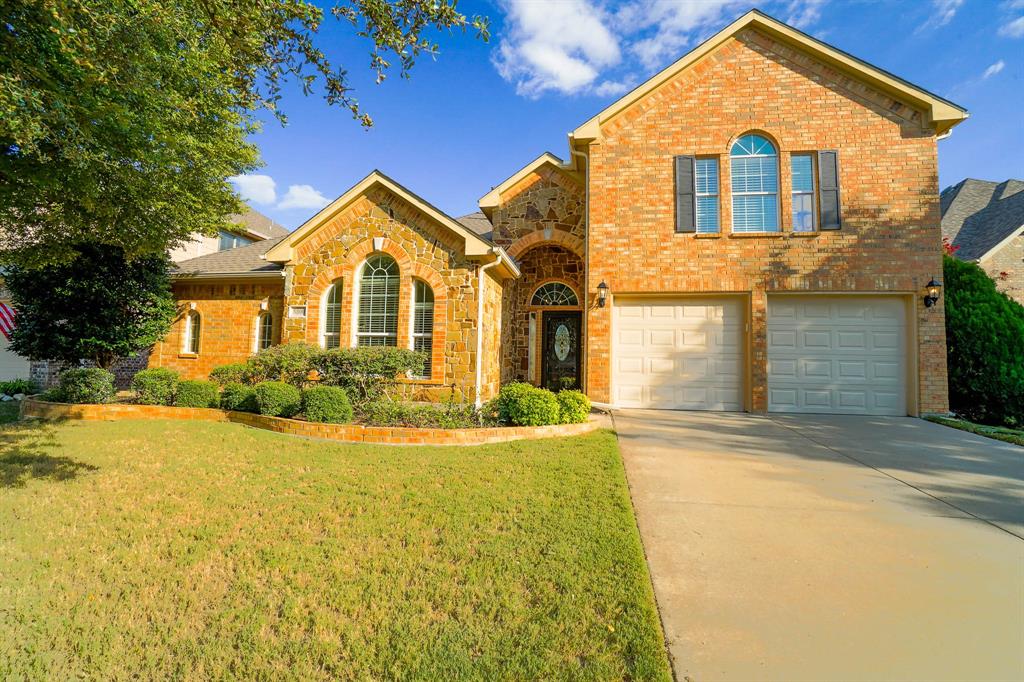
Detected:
[{"left": 585, "top": 30, "right": 949, "bottom": 412}]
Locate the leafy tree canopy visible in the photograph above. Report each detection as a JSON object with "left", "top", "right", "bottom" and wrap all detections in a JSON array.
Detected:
[
  {"left": 0, "top": 0, "right": 488, "bottom": 267},
  {"left": 5, "top": 242, "right": 177, "bottom": 369}
]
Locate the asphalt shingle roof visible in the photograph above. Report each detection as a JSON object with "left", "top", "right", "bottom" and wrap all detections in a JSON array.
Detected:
[
  {"left": 941, "top": 178, "right": 1024, "bottom": 261},
  {"left": 456, "top": 211, "right": 493, "bottom": 241},
  {"left": 174, "top": 236, "right": 286, "bottom": 276},
  {"left": 232, "top": 208, "right": 290, "bottom": 240}
]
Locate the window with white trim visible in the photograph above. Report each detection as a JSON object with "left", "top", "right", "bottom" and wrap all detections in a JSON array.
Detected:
[
  {"left": 182, "top": 310, "right": 201, "bottom": 354},
  {"left": 411, "top": 280, "right": 434, "bottom": 378},
  {"left": 322, "top": 282, "right": 342, "bottom": 349},
  {"left": 695, "top": 158, "right": 720, "bottom": 233},
  {"left": 531, "top": 282, "right": 579, "bottom": 306},
  {"left": 356, "top": 255, "right": 399, "bottom": 346},
  {"left": 791, "top": 153, "right": 816, "bottom": 232},
  {"left": 256, "top": 312, "right": 273, "bottom": 351},
  {"left": 730, "top": 134, "right": 779, "bottom": 232}
]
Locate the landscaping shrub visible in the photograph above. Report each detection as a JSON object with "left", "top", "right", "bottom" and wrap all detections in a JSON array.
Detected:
[
  {"left": 494, "top": 382, "right": 561, "bottom": 426},
  {"left": 58, "top": 368, "right": 115, "bottom": 404},
  {"left": 220, "top": 383, "right": 258, "bottom": 412},
  {"left": 245, "top": 343, "right": 321, "bottom": 387},
  {"left": 316, "top": 347, "right": 425, "bottom": 403},
  {"left": 557, "top": 390, "right": 591, "bottom": 424},
  {"left": 943, "top": 255, "right": 1024, "bottom": 426},
  {"left": 360, "top": 400, "right": 479, "bottom": 429},
  {"left": 0, "top": 379, "right": 36, "bottom": 396},
  {"left": 254, "top": 381, "right": 302, "bottom": 418},
  {"left": 174, "top": 380, "right": 220, "bottom": 408},
  {"left": 302, "top": 386, "right": 354, "bottom": 424},
  {"left": 132, "top": 367, "right": 179, "bottom": 405},
  {"left": 209, "top": 363, "right": 249, "bottom": 386}
]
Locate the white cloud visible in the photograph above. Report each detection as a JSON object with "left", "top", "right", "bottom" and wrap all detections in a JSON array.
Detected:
[
  {"left": 785, "top": 0, "right": 827, "bottom": 29},
  {"left": 593, "top": 78, "right": 637, "bottom": 97},
  {"left": 999, "top": 15, "right": 1024, "bottom": 37},
  {"left": 619, "top": 0, "right": 746, "bottom": 70},
  {"left": 277, "top": 185, "right": 330, "bottom": 210},
  {"left": 228, "top": 174, "right": 276, "bottom": 205},
  {"left": 493, "top": 0, "right": 622, "bottom": 97},
  {"left": 983, "top": 60, "right": 1006, "bottom": 78},
  {"left": 928, "top": 0, "right": 964, "bottom": 28}
]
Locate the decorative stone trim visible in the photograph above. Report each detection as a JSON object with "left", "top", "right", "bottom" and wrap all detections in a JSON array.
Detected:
[{"left": 20, "top": 398, "right": 599, "bottom": 446}]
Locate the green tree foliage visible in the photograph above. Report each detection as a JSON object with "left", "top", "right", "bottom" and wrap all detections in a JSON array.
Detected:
[
  {"left": 0, "top": 0, "right": 488, "bottom": 266},
  {"left": 5, "top": 243, "right": 176, "bottom": 369},
  {"left": 943, "top": 255, "right": 1024, "bottom": 426}
]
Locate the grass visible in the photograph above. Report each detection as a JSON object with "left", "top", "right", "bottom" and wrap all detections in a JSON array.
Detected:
[
  {"left": 0, "top": 419, "right": 670, "bottom": 680},
  {"left": 926, "top": 415, "right": 1024, "bottom": 446}
]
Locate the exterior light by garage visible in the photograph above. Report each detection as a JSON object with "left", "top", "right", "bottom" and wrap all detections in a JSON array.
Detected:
[
  {"left": 924, "top": 278, "right": 942, "bottom": 308},
  {"left": 597, "top": 281, "right": 609, "bottom": 308}
]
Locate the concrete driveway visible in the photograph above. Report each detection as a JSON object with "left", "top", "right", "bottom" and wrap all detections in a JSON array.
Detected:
[{"left": 614, "top": 411, "right": 1024, "bottom": 682}]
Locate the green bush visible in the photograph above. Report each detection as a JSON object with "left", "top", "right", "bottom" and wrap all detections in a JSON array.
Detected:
[
  {"left": 360, "top": 400, "right": 479, "bottom": 429},
  {"left": 944, "top": 255, "right": 1024, "bottom": 426},
  {"left": 132, "top": 367, "right": 179, "bottom": 405},
  {"left": 254, "top": 381, "right": 302, "bottom": 418},
  {"left": 302, "top": 386, "right": 354, "bottom": 424},
  {"left": 174, "top": 380, "right": 220, "bottom": 408},
  {"left": 209, "top": 363, "right": 249, "bottom": 386},
  {"left": 495, "top": 382, "right": 561, "bottom": 427},
  {"left": 316, "top": 346, "right": 425, "bottom": 403},
  {"left": 0, "top": 378, "right": 37, "bottom": 396},
  {"left": 220, "top": 383, "right": 258, "bottom": 412},
  {"left": 58, "top": 368, "right": 115, "bottom": 404},
  {"left": 556, "top": 390, "right": 591, "bottom": 424},
  {"left": 246, "top": 343, "right": 321, "bottom": 387}
]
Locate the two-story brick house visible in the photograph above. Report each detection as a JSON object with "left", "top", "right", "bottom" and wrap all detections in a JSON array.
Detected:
[{"left": 153, "top": 10, "right": 967, "bottom": 415}]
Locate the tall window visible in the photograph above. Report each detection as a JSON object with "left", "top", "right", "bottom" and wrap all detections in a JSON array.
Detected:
[
  {"left": 695, "top": 158, "right": 720, "bottom": 233},
  {"left": 791, "top": 154, "right": 816, "bottom": 232},
  {"left": 730, "top": 134, "right": 779, "bottom": 233},
  {"left": 322, "top": 283, "right": 342, "bottom": 349},
  {"left": 256, "top": 312, "right": 273, "bottom": 351},
  {"left": 411, "top": 280, "right": 434, "bottom": 378},
  {"left": 182, "top": 310, "right": 201, "bottom": 354},
  {"left": 356, "top": 255, "right": 399, "bottom": 346}
]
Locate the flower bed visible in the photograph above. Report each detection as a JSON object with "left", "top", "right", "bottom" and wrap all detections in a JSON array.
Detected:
[{"left": 20, "top": 397, "right": 600, "bottom": 446}]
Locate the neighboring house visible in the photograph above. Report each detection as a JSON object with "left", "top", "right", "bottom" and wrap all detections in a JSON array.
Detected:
[
  {"left": 149, "top": 10, "right": 967, "bottom": 416},
  {"left": 940, "top": 178, "right": 1024, "bottom": 303},
  {"left": 168, "top": 207, "right": 289, "bottom": 262}
]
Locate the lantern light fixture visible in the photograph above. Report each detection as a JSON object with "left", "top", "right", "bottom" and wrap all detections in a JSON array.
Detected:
[
  {"left": 597, "top": 281, "right": 609, "bottom": 308},
  {"left": 924, "top": 278, "right": 942, "bottom": 308}
]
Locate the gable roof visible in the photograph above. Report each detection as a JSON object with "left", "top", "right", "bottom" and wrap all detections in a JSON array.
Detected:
[
  {"left": 457, "top": 211, "right": 494, "bottom": 240},
  {"left": 941, "top": 178, "right": 1024, "bottom": 261},
  {"left": 232, "top": 207, "right": 289, "bottom": 240},
  {"left": 570, "top": 9, "right": 968, "bottom": 150},
  {"left": 478, "top": 153, "right": 576, "bottom": 217},
  {"left": 174, "top": 236, "right": 286, "bottom": 279},
  {"left": 264, "top": 170, "right": 499, "bottom": 263}
]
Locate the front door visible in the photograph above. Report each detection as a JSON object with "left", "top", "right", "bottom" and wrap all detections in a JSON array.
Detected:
[{"left": 542, "top": 311, "right": 581, "bottom": 391}]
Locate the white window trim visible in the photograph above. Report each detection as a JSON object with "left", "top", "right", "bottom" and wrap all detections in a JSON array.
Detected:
[
  {"left": 353, "top": 255, "right": 400, "bottom": 347},
  {"left": 182, "top": 310, "right": 200, "bottom": 354},
  {"left": 791, "top": 153, "right": 817, "bottom": 232},
  {"left": 409, "top": 279, "right": 434, "bottom": 379},
  {"left": 253, "top": 312, "right": 273, "bottom": 354},
  {"left": 695, "top": 157, "right": 720, "bottom": 234},
  {"left": 320, "top": 282, "right": 342, "bottom": 350},
  {"left": 730, "top": 136, "right": 780, "bottom": 233}
]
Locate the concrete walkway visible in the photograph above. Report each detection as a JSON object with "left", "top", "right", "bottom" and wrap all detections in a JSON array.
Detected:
[{"left": 614, "top": 410, "right": 1024, "bottom": 682}]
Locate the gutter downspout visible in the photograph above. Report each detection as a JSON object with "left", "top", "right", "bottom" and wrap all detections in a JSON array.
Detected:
[
  {"left": 474, "top": 249, "right": 503, "bottom": 409},
  {"left": 569, "top": 142, "right": 590, "bottom": 394}
]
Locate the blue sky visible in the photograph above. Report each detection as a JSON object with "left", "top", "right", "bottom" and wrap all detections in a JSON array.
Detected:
[{"left": 231, "top": 0, "right": 1024, "bottom": 229}]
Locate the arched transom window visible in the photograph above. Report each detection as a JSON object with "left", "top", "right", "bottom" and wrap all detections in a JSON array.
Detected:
[
  {"left": 411, "top": 280, "right": 434, "bottom": 378},
  {"left": 730, "top": 134, "right": 779, "bottom": 233},
  {"left": 356, "top": 255, "right": 400, "bottom": 346},
  {"left": 322, "top": 282, "right": 342, "bottom": 349},
  {"left": 531, "top": 282, "right": 579, "bottom": 307}
]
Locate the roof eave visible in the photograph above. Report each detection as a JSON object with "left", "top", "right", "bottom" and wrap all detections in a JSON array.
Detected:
[{"left": 172, "top": 270, "right": 284, "bottom": 281}]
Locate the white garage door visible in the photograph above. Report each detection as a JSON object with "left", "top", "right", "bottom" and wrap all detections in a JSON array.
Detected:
[
  {"left": 613, "top": 297, "right": 744, "bottom": 410},
  {"left": 767, "top": 296, "right": 907, "bottom": 415}
]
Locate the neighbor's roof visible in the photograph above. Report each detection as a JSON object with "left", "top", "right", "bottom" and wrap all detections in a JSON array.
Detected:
[
  {"left": 232, "top": 207, "right": 290, "bottom": 240},
  {"left": 941, "top": 179, "right": 1024, "bottom": 261},
  {"left": 456, "top": 211, "right": 494, "bottom": 240},
  {"left": 570, "top": 9, "right": 969, "bottom": 149},
  {"left": 173, "top": 236, "right": 286, "bottom": 278}
]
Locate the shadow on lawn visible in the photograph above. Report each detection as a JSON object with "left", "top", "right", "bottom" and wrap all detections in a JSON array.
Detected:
[{"left": 0, "top": 418, "right": 97, "bottom": 489}]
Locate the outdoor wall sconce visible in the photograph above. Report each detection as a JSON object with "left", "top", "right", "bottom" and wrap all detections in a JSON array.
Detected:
[
  {"left": 924, "top": 278, "right": 942, "bottom": 308},
  {"left": 597, "top": 281, "right": 609, "bottom": 308}
]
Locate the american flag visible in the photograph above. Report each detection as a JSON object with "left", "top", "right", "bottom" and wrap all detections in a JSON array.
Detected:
[{"left": 0, "top": 302, "right": 15, "bottom": 341}]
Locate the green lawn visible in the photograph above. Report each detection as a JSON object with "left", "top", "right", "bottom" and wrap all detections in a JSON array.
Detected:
[
  {"left": 0, "top": 419, "right": 670, "bottom": 680},
  {"left": 926, "top": 416, "right": 1024, "bottom": 446}
]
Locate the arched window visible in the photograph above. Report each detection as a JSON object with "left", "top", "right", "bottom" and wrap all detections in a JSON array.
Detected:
[
  {"left": 411, "top": 280, "right": 434, "bottom": 378},
  {"left": 356, "top": 254, "right": 399, "bottom": 346},
  {"left": 730, "top": 134, "right": 779, "bottom": 233},
  {"left": 531, "top": 282, "right": 579, "bottom": 306},
  {"left": 256, "top": 312, "right": 273, "bottom": 351},
  {"left": 322, "top": 282, "right": 342, "bottom": 349},
  {"left": 182, "top": 310, "right": 201, "bottom": 354}
]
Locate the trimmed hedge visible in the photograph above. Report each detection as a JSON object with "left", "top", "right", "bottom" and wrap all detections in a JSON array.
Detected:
[
  {"left": 174, "top": 380, "right": 220, "bottom": 408},
  {"left": 360, "top": 400, "right": 479, "bottom": 429},
  {"left": 557, "top": 390, "right": 591, "bottom": 424},
  {"left": 302, "top": 386, "right": 353, "bottom": 424},
  {"left": 57, "top": 368, "right": 115, "bottom": 404},
  {"left": 245, "top": 344, "right": 320, "bottom": 387},
  {"left": 254, "top": 381, "right": 302, "bottom": 418},
  {"left": 220, "top": 383, "right": 258, "bottom": 412},
  {"left": 132, "top": 367, "right": 179, "bottom": 406},
  {"left": 209, "top": 363, "right": 249, "bottom": 386},
  {"left": 495, "top": 382, "right": 562, "bottom": 427},
  {"left": 316, "top": 346, "right": 425, "bottom": 403}
]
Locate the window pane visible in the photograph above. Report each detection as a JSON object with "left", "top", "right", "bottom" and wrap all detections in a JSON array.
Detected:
[
  {"left": 792, "top": 193, "right": 815, "bottom": 232},
  {"left": 696, "top": 196, "right": 720, "bottom": 233},
  {"left": 324, "top": 283, "right": 342, "bottom": 348},
  {"left": 731, "top": 156, "right": 778, "bottom": 193},
  {"left": 412, "top": 281, "right": 434, "bottom": 378},
  {"left": 791, "top": 154, "right": 814, "bottom": 192},
  {"left": 357, "top": 256, "right": 399, "bottom": 337},
  {"left": 531, "top": 282, "right": 578, "bottom": 306},
  {"left": 695, "top": 158, "right": 718, "bottom": 194},
  {"left": 732, "top": 195, "right": 779, "bottom": 232},
  {"left": 259, "top": 314, "right": 273, "bottom": 350},
  {"left": 218, "top": 232, "right": 235, "bottom": 251}
]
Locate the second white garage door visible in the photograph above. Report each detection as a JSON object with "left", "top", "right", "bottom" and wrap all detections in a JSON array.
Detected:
[
  {"left": 767, "top": 295, "right": 908, "bottom": 415},
  {"left": 613, "top": 297, "right": 744, "bottom": 410}
]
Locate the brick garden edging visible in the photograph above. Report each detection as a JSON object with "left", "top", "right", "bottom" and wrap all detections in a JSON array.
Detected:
[{"left": 19, "top": 398, "right": 599, "bottom": 446}]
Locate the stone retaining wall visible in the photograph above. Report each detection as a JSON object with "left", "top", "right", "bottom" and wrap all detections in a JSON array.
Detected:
[{"left": 20, "top": 398, "right": 599, "bottom": 446}]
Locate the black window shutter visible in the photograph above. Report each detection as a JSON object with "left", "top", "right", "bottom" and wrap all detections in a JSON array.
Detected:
[
  {"left": 818, "top": 150, "right": 841, "bottom": 230},
  {"left": 675, "top": 155, "right": 696, "bottom": 233}
]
